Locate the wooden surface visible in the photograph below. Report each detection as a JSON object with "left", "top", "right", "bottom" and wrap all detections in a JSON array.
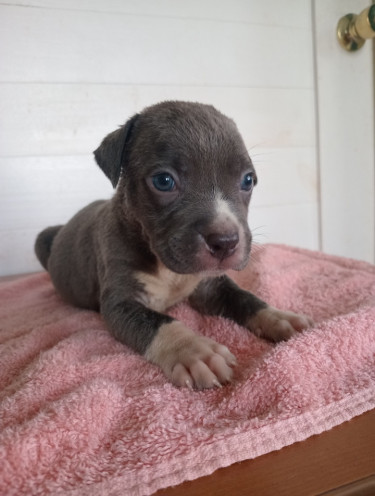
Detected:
[{"left": 155, "top": 409, "right": 375, "bottom": 496}]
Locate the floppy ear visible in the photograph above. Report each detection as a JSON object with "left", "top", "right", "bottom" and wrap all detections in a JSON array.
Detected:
[{"left": 93, "top": 114, "right": 139, "bottom": 188}]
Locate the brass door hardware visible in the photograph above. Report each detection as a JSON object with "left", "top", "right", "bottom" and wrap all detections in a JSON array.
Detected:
[{"left": 337, "top": 5, "right": 375, "bottom": 51}]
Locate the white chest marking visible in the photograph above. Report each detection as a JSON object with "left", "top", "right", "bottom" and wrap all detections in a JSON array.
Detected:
[{"left": 135, "top": 266, "right": 204, "bottom": 312}]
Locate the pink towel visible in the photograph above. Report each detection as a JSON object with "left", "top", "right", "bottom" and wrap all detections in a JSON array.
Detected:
[{"left": 0, "top": 244, "right": 374, "bottom": 495}]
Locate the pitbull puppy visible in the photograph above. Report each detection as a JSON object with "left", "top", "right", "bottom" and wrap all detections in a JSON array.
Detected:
[{"left": 35, "top": 101, "right": 313, "bottom": 390}]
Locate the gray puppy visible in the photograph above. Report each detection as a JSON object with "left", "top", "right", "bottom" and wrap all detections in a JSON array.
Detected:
[{"left": 35, "top": 101, "right": 313, "bottom": 390}]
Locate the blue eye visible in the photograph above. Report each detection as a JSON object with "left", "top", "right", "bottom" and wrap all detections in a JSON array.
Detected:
[
  {"left": 241, "top": 173, "right": 254, "bottom": 191},
  {"left": 152, "top": 173, "right": 176, "bottom": 192}
]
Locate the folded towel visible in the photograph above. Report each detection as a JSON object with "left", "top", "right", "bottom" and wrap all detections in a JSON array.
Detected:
[{"left": 0, "top": 244, "right": 374, "bottom": 496}]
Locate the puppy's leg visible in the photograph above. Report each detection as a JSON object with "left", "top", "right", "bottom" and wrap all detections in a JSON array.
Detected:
[
  {"left": 101, "top": 297, "right": 235, "bottom": 390},
  {"left": 189, "top": 276, "right": 313, "bottom": 342}
]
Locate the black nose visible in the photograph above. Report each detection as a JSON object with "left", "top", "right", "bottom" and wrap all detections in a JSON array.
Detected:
[{"left": 205, "top": 232, "right": 239, "bottom": 259}]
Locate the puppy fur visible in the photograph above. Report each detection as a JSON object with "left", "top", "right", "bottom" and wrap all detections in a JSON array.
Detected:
[{"left": 35, "top": 101, "right": 313, "bottom": 389}]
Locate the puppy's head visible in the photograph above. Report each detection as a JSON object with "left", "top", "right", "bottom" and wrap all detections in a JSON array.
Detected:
[{"left": 94, "top": 101, "right": 257, "bottom": 274}]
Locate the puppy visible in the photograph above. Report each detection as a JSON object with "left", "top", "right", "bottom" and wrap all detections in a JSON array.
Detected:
[{"left": 35, "top": 101, "right": 313, "bottom": 390}]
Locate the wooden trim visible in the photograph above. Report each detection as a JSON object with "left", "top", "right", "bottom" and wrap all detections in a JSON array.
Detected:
[
  {"left": 155, "top": 409, "right": 375, "bottom": 496},
  {"left": 319, "top": 475, "right": 375, "bottom": 496}
]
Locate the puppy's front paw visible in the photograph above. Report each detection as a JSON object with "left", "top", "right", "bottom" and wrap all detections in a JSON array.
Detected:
[
  {"left": 247, "top": 306, "right": 314, "bottom": 342},
  {"left": 145, "top": 321, "right": 236, "bottom": 390}
]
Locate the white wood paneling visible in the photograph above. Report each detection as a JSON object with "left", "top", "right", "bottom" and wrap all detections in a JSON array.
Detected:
[
  {"left": 0, "top": 156, "right": 113, "bottom": 231},
  {"left": 2, "top": 0, "right": 311, "bottom": 27},
  {"left": 0, "top": 4, "right": 313, "bottom": 87},
  {"left": 0, "top": 85, "right": 316, "bottom": 157},
  {"left": 251, "top": 203, "right": 319, "bottom": 248},
  {"left": 251, "top": 147, "right": 318, "bottom": 208},
  {"left": 1, "top": 230, "right": 43, "bottom": 276},
  {"left": 313, "top": 0, "right": 375, "bottom": 263},
  {"left": 0, "top": 0, "right": 318, "bottom": 275}
]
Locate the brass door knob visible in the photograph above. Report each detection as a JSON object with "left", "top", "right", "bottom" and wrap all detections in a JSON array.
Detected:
[{"left": 337, "top": 4, "right": 375, "bottom": 51}]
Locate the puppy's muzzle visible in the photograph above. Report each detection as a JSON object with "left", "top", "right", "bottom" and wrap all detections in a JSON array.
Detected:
[{"left": 204, "top": 231, "right": 239, "bottom": 260}]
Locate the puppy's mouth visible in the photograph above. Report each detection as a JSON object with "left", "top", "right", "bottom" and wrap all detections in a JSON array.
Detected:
[
  {"left": 157, "top": 228, "right": 251, "bottom": 275},
  {"left": 196, "top": 231, "right": 250, "bottom": 272}
]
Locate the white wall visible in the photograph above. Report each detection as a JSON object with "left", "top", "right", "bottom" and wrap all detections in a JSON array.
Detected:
[{"left": 0, "top": 0, "right": 318, "bottom": 275}]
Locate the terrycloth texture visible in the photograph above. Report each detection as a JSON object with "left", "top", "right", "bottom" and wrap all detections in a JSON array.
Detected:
[{"left": 0, "top": 244, "right": 374, "bottom": 496}]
